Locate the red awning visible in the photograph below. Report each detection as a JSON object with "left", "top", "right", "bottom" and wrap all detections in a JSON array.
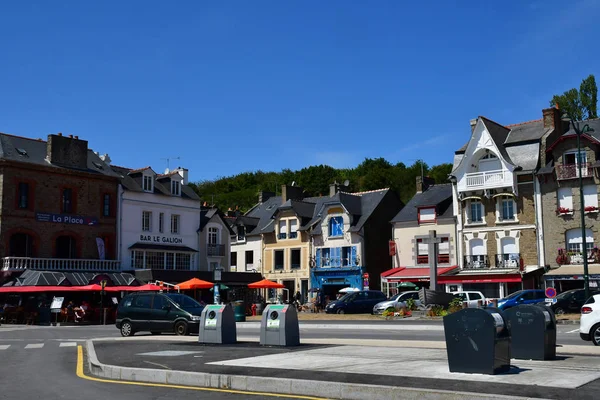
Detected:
[
  {"left": 383, "top": 266, "right": 458, "bottom": 282},
  {"left": 381, "top": 267, "right": 405, "bottom": 278},
  {"left": 0, "top": 283, "right": 161, "bottom": 293},
  {"left": 438, "top": 274, "right": 522, "bottom": 284}
]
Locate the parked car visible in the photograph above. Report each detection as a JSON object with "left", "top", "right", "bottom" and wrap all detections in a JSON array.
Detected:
[
  {"left": 547, "top": 289, "right": 600, "bottom": 315},
  {"left": 496, "top": 289, "right": 545, "bottom": 310},
  {"left": 451, "top": 291, "right": 488, "bottom": 308},
  {"left": 325, "top": 290, "right": 386, "bottom": 314},
  {"left": 580, "top": 294, "right": 600, "bottom": 345},
  {"left": 372, "top": 291, "right": 422, "bottom": 314},
  {"left": 116, "top": 292, "right": 205, "bottom": 337}
]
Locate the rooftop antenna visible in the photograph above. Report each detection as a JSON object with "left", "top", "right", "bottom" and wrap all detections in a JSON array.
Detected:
[{"left": 160, "top": 156, "right": 180, "bottom": 173}]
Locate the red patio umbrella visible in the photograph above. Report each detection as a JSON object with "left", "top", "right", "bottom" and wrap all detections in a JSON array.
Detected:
[
  {"left": 247, "top": 279, "right": 285, "bottom": 289},
  {"left": 175, "top": 278, "right": 213, "bottom": 290}
]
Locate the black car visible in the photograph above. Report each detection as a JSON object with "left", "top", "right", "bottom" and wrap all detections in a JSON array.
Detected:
[
  {"left": 325, "top": 290, "right": 387, "bottom": 314},
  {"left": 548, "top": 289, "right": 600, "bottom": 315},
  {"left": 116, "top": 292, "right": 205, "bottom": 337}
]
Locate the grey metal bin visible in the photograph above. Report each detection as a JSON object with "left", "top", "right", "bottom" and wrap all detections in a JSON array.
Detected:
[
  {"left": 504, "top": 304, "right": 556, "bottom": 360},
  {"left": 198, "top": 304, "right": 237, "bottom": 344},
  {"left": 259, "top": 304, "right": 300, "bottom": 346},
  {"left": 443, "top": 307, "right": 511, "bottom": 374}
]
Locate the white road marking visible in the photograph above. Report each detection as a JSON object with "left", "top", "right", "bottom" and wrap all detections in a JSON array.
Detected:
[
  {"left": 567, "top": 329, "right": 580, "bottom": 334},
  {"left": 143, "top": 360, "right": 172, "bottom": 370},
  {"left": 59, "top": 342, "right": 77, "bottom": 347},
  {"left": 0, "top": 345, "right": 10, "bottom": 350},
  {"left": 24, "top": 343, "right": 44, "bottom": 349},
  {"left": 136, "top": 350, "right": 204, "bottom": 357}
]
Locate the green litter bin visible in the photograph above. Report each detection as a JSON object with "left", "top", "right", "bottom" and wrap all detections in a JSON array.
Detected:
[{"left": 233, "top": 300, "right": 246, "bottom": 322}]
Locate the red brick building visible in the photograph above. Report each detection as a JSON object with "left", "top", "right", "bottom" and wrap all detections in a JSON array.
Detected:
[{"left": 0, "top": 132, "right": 120, "bottom": 277}]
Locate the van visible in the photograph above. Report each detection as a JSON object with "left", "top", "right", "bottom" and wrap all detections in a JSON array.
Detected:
[{"left": 115, "top": 292, "right": 205, "bottom": 337}]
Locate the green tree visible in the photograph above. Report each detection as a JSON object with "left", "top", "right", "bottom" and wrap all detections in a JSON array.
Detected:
[{"left": 550, "top": 74, "right": 597, "bottom": 120}]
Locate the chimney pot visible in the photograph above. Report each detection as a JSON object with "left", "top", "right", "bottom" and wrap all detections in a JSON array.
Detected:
[
  {"left": 74, "top": 135, "right": 79, "bottom": 139},
  {"left": 68, "top": 134, "right": 73, "bottom": 138},
  {"left": 58, "top": 133, "right": 62, "bottom": 136},
  {"left": 470, "top": 118, "right": 477, "bottom": 133}
]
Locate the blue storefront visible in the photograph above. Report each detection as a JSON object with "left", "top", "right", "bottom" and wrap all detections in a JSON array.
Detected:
[{"left": 310, "top": 246, "right": 366, "bottom": 299}]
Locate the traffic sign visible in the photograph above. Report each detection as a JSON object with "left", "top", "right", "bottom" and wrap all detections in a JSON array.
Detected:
[
  {"left": 545, "top": 298, "right": 557, "bottom": 304},
  {"left": 545, "top": 287, "right": 557, "bottom": 298}
]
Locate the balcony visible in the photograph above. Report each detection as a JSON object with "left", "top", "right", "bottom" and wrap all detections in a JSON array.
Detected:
[
  {"left": 278, "top": 233, "right": 287, "bottom": 240},
  {"left": 317, "top": 257, "right": 357, "bottom": 269},
  {"left": 289, "top": 232, "right": 298, "bottom": 239},
  {"left": 495, "top": 253, "right": 522, "bottom": 269},
  {"left": 417, "top": 254, "right": 450, "bottom": 265},
  {"left": 207, "top": 244, "right": 225, "bottom": 257},
  {"left": 556, "top": 163, "right": 593, "bottom": 180},
  {"left": 2, "top": 257, "right": 121, "bottom": 272},
  {"left": 563, "top": 252, "right": 597, "bottom": 265},
  {"left": 463, "top": 255, "right": 490, "bottom": 269},
  {"left": 457, "top": 169, "right": 513, "bottom": 192}
]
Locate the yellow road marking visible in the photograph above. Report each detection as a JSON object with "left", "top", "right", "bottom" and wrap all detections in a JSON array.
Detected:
[{"left": 76, "top": 346, "right": 330, "bottom": 399}]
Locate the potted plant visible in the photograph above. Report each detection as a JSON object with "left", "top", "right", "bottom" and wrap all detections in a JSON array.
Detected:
[
  {"left": 556, "top": 207, "right": 572, "bottom": 215},
  {"left": 585, "top": 206, "right": 599, "bottom": 213},
  {"left": 556, "top": 248, "right": 568, "bottom": 265}
]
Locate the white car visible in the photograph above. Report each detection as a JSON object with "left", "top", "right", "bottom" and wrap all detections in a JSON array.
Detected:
[
  {"left": 372, "top": 291, "right": 421, "bottom": 314},
  {"left": 451, "top": 291, "right": 488, "bottom": 308},
  {"left": 580, "top": 294, "right": 600, "bottom": 346}
]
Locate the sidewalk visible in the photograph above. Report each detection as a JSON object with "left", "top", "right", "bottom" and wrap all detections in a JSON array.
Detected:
[{"left": 87, "top": 336, "right": 600, "bottom": 400}]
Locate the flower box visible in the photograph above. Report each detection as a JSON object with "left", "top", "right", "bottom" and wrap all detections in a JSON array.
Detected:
[
  {"left": 585, "top": 206, "right": 599, "bottom": 213},
  {"left": 556, "top": 207, "right": 573, "bottom": 215}
]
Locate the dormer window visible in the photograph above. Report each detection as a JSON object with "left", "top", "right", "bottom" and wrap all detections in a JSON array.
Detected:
[
  {"left": 143, "top": 175, "right": 153, "bottom": 192},
  {"left": 418, "top": 207, "right": 436, "bottom": 224},
  {"left": 329, "top": 216, "right": 344, "bottom": 237},
  {"left": 171, "top": 180, "right": 181, "bottom": 196}
]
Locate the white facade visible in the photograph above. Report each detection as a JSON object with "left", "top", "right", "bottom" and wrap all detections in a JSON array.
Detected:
[
  {"left": 198, "top": 213, "right": 233, "bottom": 272},
  {"left": 117, "top": 174, "right": 201, "bottom": 271},
  {"left": 230, "top": 235, "right": 262, "bottom": 273}
]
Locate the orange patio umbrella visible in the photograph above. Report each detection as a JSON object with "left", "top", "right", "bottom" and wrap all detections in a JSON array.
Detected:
[
  {"left": 247, "top": 279, "right": 285, "bottom": 289},
  {"left": 175, "top": 278, "right": 214, "bottom": 290}
]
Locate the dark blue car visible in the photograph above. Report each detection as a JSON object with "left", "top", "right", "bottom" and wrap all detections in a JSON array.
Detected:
[{"left": 496, "top": 289, "right": 546, "bottom": 310}]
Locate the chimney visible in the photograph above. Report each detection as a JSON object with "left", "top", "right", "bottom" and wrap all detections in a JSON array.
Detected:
[
  {"left": 542, "top": 107, "right": 562, "bottom": 131},
  {"left": 46, "top": 134, "right": 88, "bottom": 169},
  {"left": 470, "top": 118, "right": 477, "bottom": 133},
  {"left": 99, "top": 153, "right": 111, "bottom": 165},
  {"left": 176, "top": 167, "right": 188, "bottom": 185},
  {"left": 416, "top": 176, "right": 436, "bottom": 193},
  {"left": 258, "top": 191, "right": 275, "bottom": 204},
  {"left": 281, "top": 184, "right": 303, "bottom": 203}
]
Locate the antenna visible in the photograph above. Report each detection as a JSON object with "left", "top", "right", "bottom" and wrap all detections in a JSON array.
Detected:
[{"left": 160, "top": 156, "right": 181, "bottom": 173}]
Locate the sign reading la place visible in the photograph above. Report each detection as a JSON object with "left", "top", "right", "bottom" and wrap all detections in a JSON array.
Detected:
[
  {"left": 36, "top": 212, "right": 98, "bottom": 226},
  {"left": 139, "top": 234, "right": 183, "bottom": 244}
]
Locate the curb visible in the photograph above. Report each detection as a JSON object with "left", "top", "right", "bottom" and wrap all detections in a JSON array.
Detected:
[{"left": 85, "top": 340, "right": 545, "bottom": 400}]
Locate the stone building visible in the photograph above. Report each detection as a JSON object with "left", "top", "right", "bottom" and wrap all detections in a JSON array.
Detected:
[{"left": 537, "top": 112, "right": 600, "bottom": 291}]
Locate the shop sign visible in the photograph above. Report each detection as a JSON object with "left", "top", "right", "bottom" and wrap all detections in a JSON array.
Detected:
[
  {"left": 139, "top": 234, "right": 183, "bottom": 244},
  {"left": 36, "top": 212, "right": 98, "bottom": 226}
]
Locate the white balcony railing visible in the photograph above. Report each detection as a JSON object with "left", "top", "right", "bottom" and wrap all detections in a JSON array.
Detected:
[
  {"left": 458, "top": 169, "right": 512, "bottom": 192},
  {"left": 2, "top": 257, "right": 121, "bottom": 272}
]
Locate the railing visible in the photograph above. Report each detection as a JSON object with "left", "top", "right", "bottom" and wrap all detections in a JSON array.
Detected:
[
  {"left": 289, "top": 232, "right": 298, "bottom": 239},
  {"left": 2, "top": 257, "right": 121, "bottom": 272},
  {"left": 291, "top": 263, "right": 301, "bottom": 269},
  {"left": 565, "top": 252, "right": 597, "bottom": 265},
  {"left": 207, "top": 244, "right": 225, "bottom": 257},
  {"left": 417, "top": 254, "right": 450, "bottom": 265},
  {"left": 556, "top": 163, "right": 593, "bottom": 180},
  {"left": 278, "top": 233, "right": 287, "bottom": 240},
  {"left": 463, "top": 255, "right": 490, "bottom": 269},
  {"left": 318, "top": 257, "right": 356, "bottom": 268},
  {"left": 495, "top": 253, "right": 521, "bottom": 269},
  {"left": 459, "top": 169, "right": 512, "bottom": 191}
]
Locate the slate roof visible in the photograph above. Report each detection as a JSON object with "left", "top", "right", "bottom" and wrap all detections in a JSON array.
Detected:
[
  {"left": 199, "top": 207, "right": 235, "bottom": 235},
  {"left": 0, "top": 133, "right": 120, "bottom": 177},
  {"left": 504, "top": 119, "right": 545, "bottom": 144},
  {"left": 563, "top": 119, "right": 600, "bottom": 140},
  {"left": 111, "top": 165, "right": 200, "bottom": 201},
  {"left": 480, "top": 117, "right": 514, "bottom": 166},
  {"left": 391, "top": 184, "right": 453, "bottom": 223},
  {"left": 246, "top": 195, "right": 284, "bottom": 236}
]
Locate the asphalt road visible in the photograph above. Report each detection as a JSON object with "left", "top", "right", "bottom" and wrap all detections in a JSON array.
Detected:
[{"left": 0, "top": 325, "right": 314, "bottom": 400}]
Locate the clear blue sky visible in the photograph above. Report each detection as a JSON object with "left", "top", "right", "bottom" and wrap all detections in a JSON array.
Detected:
[{"left": 1, "top": 1, "right": 598, "bottom": 182}]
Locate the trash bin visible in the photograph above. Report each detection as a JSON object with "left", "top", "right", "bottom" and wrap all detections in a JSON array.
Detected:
[
  {"left": 443, "top": 307, "right": 511, "bottom": 374},
  {"left": 504, "top": 304, "right": 556, "bottom": 360},
  {"left": 233, "top": 300, "right": 246, "bottom": 322},
  {"left": 260, "top": 304, "right": 300, "bottom": 346},
  {"left": 198, "top": 304, "right": 237, "bottom": 344}
]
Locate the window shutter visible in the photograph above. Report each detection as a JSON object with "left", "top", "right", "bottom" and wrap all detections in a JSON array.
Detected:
[
  {"left": 290, "top": 219, "right": 298, "bottom": 233},
  {"left": 351, "top": 246, "right": 357, "bottom": 266},
  {"left": 316, "top": 248, "right": 321, "bottom": 268},
  {"left": 583, "top": 185, "right": 598, "bottom": 208},
  {"left": 558, "top": 187, "right": 573, "bottom": 209}
]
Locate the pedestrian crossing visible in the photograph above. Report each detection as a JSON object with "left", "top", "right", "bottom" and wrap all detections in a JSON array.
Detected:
[{"left": 0, "top": 341, "right": 79, "bottom": 350}]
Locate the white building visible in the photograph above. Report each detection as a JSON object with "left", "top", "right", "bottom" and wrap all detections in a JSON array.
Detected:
[
  {"left": 112, "top": 166, "right": 201, "bottom": 272},
  {"left": 198, "top": 206, "right": 234, "bottom": 272}
]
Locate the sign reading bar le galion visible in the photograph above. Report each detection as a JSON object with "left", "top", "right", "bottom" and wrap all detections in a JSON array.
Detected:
[{"left": 36, "top": 212, "right": 98, "bottom": 226}]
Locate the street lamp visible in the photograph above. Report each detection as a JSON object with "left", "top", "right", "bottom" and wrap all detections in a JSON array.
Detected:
[{"left": 562, "top": 113, "right": 595, "bottom": 301}]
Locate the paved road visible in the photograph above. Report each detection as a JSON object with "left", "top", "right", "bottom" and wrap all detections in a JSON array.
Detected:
[{"left": 0, "top": 325, "right": 315, "bottom": 400}]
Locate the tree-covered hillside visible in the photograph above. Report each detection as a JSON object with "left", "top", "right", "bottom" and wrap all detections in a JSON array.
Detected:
[{"left": 190, "top": 158, "right": 453, "bottom": 212}]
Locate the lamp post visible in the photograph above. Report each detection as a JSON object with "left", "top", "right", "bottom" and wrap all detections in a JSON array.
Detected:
[{"left": 563, "top": 113, "right": 595, "bottom": 301}]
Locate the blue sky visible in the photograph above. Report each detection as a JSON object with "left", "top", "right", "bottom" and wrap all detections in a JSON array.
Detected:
[{"left": 1, "top": 1, "right": 598, "bottom": 182}]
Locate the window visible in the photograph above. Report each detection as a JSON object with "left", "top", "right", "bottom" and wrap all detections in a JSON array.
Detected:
[
  {"left": 146, "top": 251, "right": 165, "bottom": 269},
  {"left": 62, "top": 188, "right": 73, "bottom": 213},
  {"left": 278, "top": 220, "right": 287, "bottom": 240},
  {"left": 159, "top": 213, "right": 164, "bottom": 233},
  {"left": 469, "top": 201, "right": 483, "bottom": 223},
  {"left": 133, "top": 294, "right": 153, "bottom": 309},
  {"left": 438, "top": 237, "right": 450, "bottom": 263},
  {"left": 171, "top": 214, "right": 180, "bottom": 234},
  {"left": 245, "top": 250, "right": 254, "bottom": 271},
  {"left": 566, "top": 228, "right": 594, "bottom": 254},
  {"left": 231, "top": 252, "right": 237, "bottom": 267},
  {"left": 499, "top": 196, "right": 516, "bottom": 221},
  {"left": 17, "top": 182, "right": 29, "bottom": 209},
  {"left": 103, "top": 194, "right": 111, "bottom": 217},
  {"left": 342, "top": 246, "right": 351, "bottom": 266},
  {"left": 208, "top": 227, "right": 218, "bottom": 245},
  {"left": 175, "top": 253, "right": 191, "bottom": 270},
  {"left": 558, "top": 187, "right": 573, "bottom": 210},
  {"left": 171, "top": 180, "right": 181, "bottom": 196},
  {"left": 470, "top": 292, "right": 483, "bottom": 300},
  {"left": 153, "top": 295, "right": 169, "bottom": 310},
  {"left": 143, "top": 175, "right": 153, "bottom": 192},
  {"left": 274, "top": 250, "right": 284, "bottom": 270},
  {"left": 237, "top": 225, "right": 245, "bottom": 241},
  {"left": 418, "top": 207, "right": 436, "bottom": 223},
  {"left": 583, "top": 185, "right": 598, "bottom": 209},
  {"left": 329, "top": 216, "right": 344, "bottom": 237},
  {"left": 9, "top": 233, "right": 34, "bottom": 257},
  {"left": 564, "top": 150, "right": 587, "bottom": 165},
  {"left": 416, "top": 238, "right": 428, "bottom": 264},
  {"left": 289, "top": 219, "right": 298, "bottom": 239},
  {"left": 142, "top": 211, "right": 152, "bottom": 231},
  {"left": 55, "top": 235, "right": 76, "bottom": 259},
  {"left": 291, "top": 249, "right": 301, "bottom": 269}
]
